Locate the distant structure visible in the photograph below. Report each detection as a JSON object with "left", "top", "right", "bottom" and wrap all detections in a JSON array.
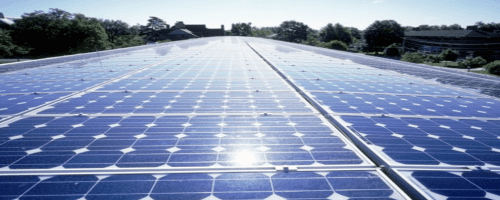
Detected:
[
  {"left": 0, "top": 12, "right": 20, "bottom": 29},
  {"left": 403, "top": 26, "right": 500, "bottom": 60},
  {"left": 168, "top": 21, "right": 224, "bottom": 40}
]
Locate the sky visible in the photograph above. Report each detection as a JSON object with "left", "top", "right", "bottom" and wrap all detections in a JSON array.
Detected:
[{"left": 3, "top": 0, "right": 500, "bottom": 30}]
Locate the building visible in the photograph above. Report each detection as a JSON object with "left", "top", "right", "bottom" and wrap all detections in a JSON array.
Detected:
[
  {"left": 168, "top": 21, "right": 224, "bottom": 39},
  {"left": 403, "top": 26, "right": 500, "bottom": 60},
  {"left": 0, "top": 12, "right": 20, "bottom": 29}
]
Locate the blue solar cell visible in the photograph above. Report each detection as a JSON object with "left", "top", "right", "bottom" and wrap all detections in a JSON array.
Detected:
[
  {"left": 0, "top": 114, "right": 365, "bottom": 169},
  {"left": 0, "top": 171, "right": 403, "bottom": 199},
  {"left": 406, "top": 170, "right": 500, "bottom": 199},
  {"left": 341, "top": 116, "right": 500, "bottom": 166}
]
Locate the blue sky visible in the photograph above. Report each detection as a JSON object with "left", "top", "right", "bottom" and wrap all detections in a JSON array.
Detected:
[{"left": 3, "top": 0, "right": 499, "bottom": 30}]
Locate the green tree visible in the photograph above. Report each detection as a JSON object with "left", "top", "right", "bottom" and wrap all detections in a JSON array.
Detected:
[
  {"left": 484, "top": 61, "right": 500, "bottom": 75},
  {"left": 458, "top": 56, "right": 487, "bottom": 68},
  {"left": 383, "top": 43, "right": 400, "bottom": 57},
  {"left": 319, "top": 23, "right": 352, "bottom": 44},
  {"left": 251, "top": 26, "right": 274, "bottom": 38},
  {"left": 301, "top": 34, "right": 320, "bottom": 46},
  {"left": 231, "top": 23, "right": 252, "bottom": 36},
  {"left": 440, "top": 24, "right": 464, "bottom": 30},
  {"left": 276, "top": 20, "right": 309, "bottom": 43},
  {"left": 416, "top": 24, "right": 440, "bottom": 31},
  {"left": 319, "top": 40, "right": 348, "bottom": 51},
  {"left": 100, "top": 19, "right": 130, "bottom": 44},
  {"left": 348, "top": 27, "right": 362, "bottom": 40},
  {"left": 0, "top": 29, "right": 29, "bottom": 58},
  {"left": 401, "top": 52, "right": 426, "bottom": 63},
  {"left": 476, "top": 22, "right": 500, "bottom": 32},
  {"left": 364, "top": 20, "right": 404, "bottom": 54},
  {"left": 439, "top": 49, "right": 460, "bottom": 61},
  {"left": 143, "top": 17, "right": 168, "bottom": 42},
  {"left": 11, "top": 9, "right": 108, "bottom": 57},
  {"left": 69, "top": 14, "right": 109, "bottom": 53}
]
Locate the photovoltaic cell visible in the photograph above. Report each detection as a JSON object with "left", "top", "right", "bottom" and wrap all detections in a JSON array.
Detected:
[
  {"left": 0, "top": 93, "right": 69, "bottom": 115},
  {"left": 7, "top": 36, "right": 500, "bottom": 198},
  {"left": 396, "top": 170, "right": 500, "bottom": 199},
  {"left": 0, "top": 171, "right": 404, "bottom": 200},
  {"left": 0, "top": 115, "right": 365, "bottom": 169}
]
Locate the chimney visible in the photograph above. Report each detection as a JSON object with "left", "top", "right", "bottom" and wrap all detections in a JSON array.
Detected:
[{"left": 0, "top": 13, "right": 4, "bottom": 19}]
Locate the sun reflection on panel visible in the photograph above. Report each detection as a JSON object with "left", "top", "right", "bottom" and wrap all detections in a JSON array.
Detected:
[{"left": 234, "top": 151, "right": 256, "bottom": 166}]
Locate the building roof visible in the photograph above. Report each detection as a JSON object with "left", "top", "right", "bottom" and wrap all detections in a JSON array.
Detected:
[
  {"left": 169, "top": 28, "right": 198, "bottom": 37},
  {"left": 404, "top": 30, "right": 497, "bottom": 38},
  {"left": 0, "top": 17, "right": 15, "bottom": 27}
]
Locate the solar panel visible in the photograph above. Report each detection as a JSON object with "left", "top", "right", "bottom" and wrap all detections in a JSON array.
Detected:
[
  {"left": 3, "top": 36, "right": 498, "bottom": 198},
  {"left": 0, "top": 170, "right": 406, "bottom": 200},
  {"left": 390, "top": 169, "right": 500, "bottom": 199},
  {"left": 244, "top": 37, "right": 500, "bottom": 199},
  {"left": 0, "top": 38, "right": 418, "bottom": 199}
]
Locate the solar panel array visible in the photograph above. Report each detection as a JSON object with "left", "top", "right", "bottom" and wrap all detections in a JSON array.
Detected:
[
  {"left": 0, "top": 38, "right": 411, "bottom": 199},
  {"left": 0, "top": 37, "right": 498, "bottom": 199},
  {"left": 245, "top": 38, "right": 500, "bottom": 199}
]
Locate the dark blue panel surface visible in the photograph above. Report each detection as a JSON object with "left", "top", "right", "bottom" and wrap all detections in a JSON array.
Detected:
[
  {"left": 409, "top": 170, "right": 500, "bottom": 199},
  {"left": 0, "top": 171, "right": 403, "bottom": 200},
  {"left": 341, "top": 116, "right": 500, "bottom": 166},
  {"left": 0, "top": 115, "right": 363, "bottom": 169}
]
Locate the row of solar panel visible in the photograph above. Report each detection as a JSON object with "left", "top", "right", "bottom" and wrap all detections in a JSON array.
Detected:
[
  {"left": 245, "top": 38, "right": 500, "bottom": 199},
  {"left": 0, "top": 171, "right": 407, "bottom": 200}
]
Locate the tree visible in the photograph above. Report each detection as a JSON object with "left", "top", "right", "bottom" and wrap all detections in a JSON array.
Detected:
[
  {"left": 100, "top": 19, "right": 130, "bottom": 44},
  {"left": 0, "top": 29, "right": 29, "bottom": 58},
  {"left": 458, "top": 56, "right": 487, "bottom": 68},
  {"left": 251, "top": 26, "right": 277, "bottom": 38},
  {"left": 276, "top": 20, "right": 309, "bottom": 43},
  {"left": 445, "top": 24, "right": 464, "bottom": 30},
  {"left": 384, "top": 43, "right": 400, "bottom": 57},
  {"left": 349, "top": 27, "right": 362, "bottom": 40},
  {"left": 11, "top": 9, "right": 108, "bottom": 57},
  {"left": 319, "top": 23, "right": 352, "bottom": 44},
  {"left": 231, "top": 23, "right": 252, "bottom": 36},
  {"left": 143, "top": 16, "right": 168, "bottom": 42},
  {"left": 476, "top": 22, "right": 500, "bottom": 32},
  {"left": 416, "top": 25, "right": 440, "bottom": 31},
  {"left": 319, "top": 40, "right": 348, "bottom": 51},
  {"left": 364, "top": 20, "right": 404, "bottom": 54},
  {"left": 439, "top": 49, "right": 460, "bottom": 61},
  {"left": 70, "top": 14, "right": 109, "bottom": 52},
  {"left": 484, "top": 61, "right": 500, "bottom": 75},
  {"left": 401, "top": 52, "right": 426, "bottom": 63}
]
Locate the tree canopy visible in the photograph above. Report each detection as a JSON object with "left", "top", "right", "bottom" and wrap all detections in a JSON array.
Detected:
[
  {"left": 363, "top": 20, "right": 404, "bottom": 53},
  {"left": 142, "top": 16, "right": 169, "bottom": 42},
  {"left": 231, "top": 23, "right": 252, "bottom": 36},
  {"left": 276, "top": 20, "right": 309, "bottom": 42},
  {"left": 11, "top": 9, "right": 108, "bottom": 57},
  {"left": 475, "top": 22, "right": 500, "bottom": 32},
  {"left": 0, "top": 29, "right": 28, "bottom": 58},
  {"left": 100, "top": 19, "right": 130, "bottom": 44},
  {"left": 319, "top": 23, "right": 352, "bottom": 44}
]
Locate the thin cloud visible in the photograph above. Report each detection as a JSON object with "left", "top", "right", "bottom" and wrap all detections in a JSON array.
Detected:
[{"left": 372, "top": 0, "right": 385, "bottom": 3}]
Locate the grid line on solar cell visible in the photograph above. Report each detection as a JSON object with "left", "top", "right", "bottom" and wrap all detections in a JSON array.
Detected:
[
  {"left": 0, "top": 170, "right": 407, "bottom": 200},
  {"left": 0, "top": 114, "right": 369, "bottom": 170}
]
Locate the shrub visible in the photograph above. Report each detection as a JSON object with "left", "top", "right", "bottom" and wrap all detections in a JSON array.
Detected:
[
  {"left": 457, "top": 56, "right": 487, "bottom": 68},
  {"left": 401, "top": 52, "right": 426, "bottom": 63},
  {"left": 383, "top": 43, "right": 400, "bottom": 57},
  {"left": 439, "top": 49, "right": 460, "bottom": 61},
  {"left": 426, "top": 54, "right": 442, "bottom": 63},
  {"left": 484, "top": 61, "right": 500, "bottom": 75},
  {"left": 319, "top": 40, "right": 348, "bottom": 51}
]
